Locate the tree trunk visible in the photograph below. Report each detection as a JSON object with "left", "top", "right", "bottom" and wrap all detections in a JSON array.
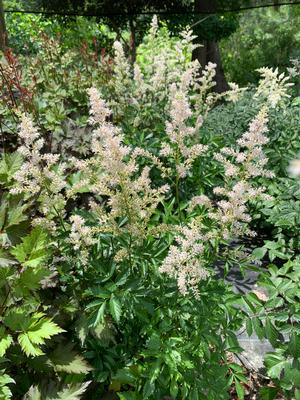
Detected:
[
  {"left": 192, "top": 0, "right": 228, "bottom": 93},
  {"left": 192, "top": 39, "right": 229, "bottom": 93},
  {"left": 0, "top": 0, "right": 7, "bottom": 52}
]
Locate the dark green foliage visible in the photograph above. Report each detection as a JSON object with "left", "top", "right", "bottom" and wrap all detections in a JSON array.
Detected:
[
  {"left": 202, "top": 91, "right": 300, "bottom": 176},
  {"left": 221, "top": 5, "right": 300, "bottom": 86},
  {"left": 242, "top": 260, "right": 300, "bottom": 400}
]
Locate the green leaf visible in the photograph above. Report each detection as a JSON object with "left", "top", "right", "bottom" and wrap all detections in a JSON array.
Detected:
[
  {"left": 109, "top": 295, "right": 122, "bottom": 323},
  {"left": 252, "top": 247, "right": 267, "bottom": 260},
  {"left": 252, "top": 317, "right": 264, "bottom": 340},
  {"left": 6, "top": 201, "right": 28, "bottom": 229},
  {"left": 24, "top": 382, "right": 90, "bottom": 400},
  {"left": 0, "top": 328, "right": 13, "bottom": 357},
  {"left": 0, "top": 152, "right": 23, "bottom": 185},
  {"left": 264, "top": 353, "right": 287, "bottom": 379},
  {"left": 245, "top": 318, "right": 253, "bottom": 336},
  {"left": 27, "top": 315, "right": 65, "bottom": 345},
  {"left": 170, "top": 380, "right": 178, "bottom": 398},
  {"left": 143, "top": 380, "right": 155, "bottom": 399},
  {"left": 75, "top": 315, "right": 89, "bottom": 346},
  {"left": 93, "top": 301, "right": 106, "bottom": 327},
  {"left": 225, "top": 331, "right": 243, "bottom": 352},
  {"left": 113, "top": 368, "right": 136, "bottom": 385},
  {"left": 265, "top": 318, "right": 279, "bottom": 346},
  {"left": 117, "top": 393, "right": 137, "bottom": 400},
  {"left": 24, "top": 386, "right": 42, "bottom": 400},
  {"left": 4, "top": 311, "right": 30, "bottom": 331},
  {"left": 15, "top": 267, "right": 50, "bottom": 297},
  {"left": 0, "top": 373, "right": 15, "bottom": 386},
  {"left": 54, "top": 382, "right": 91, "bottom": 400},
  {"left": 50, "top": 343, "right": 92, "bottom": 374},
  {"left": 0, "top": 371, "right": 15, "bottom": 400},
  {"left": 18, "top": 333, "right": 44, "bottom": 357},
  {"left": 0, "top": 199, "right": 7, "bottom": 231},
  {"left": 11, "top": 227, "right": 49, "bottom": 268},
  {"left": 17, "top": 314, "right": 64, "bottom": 357},
  {"left": 0, "top": 249, "right": 16, "bottom": 268},
  {"left": 234, "top": 378, "right": 244, "bottom": 400},
  {"left": 259, "top": 386, "right": 279, "bottom": 400},
  {"left": 288, "top": 332, "right": 300, "bottom": 358}
]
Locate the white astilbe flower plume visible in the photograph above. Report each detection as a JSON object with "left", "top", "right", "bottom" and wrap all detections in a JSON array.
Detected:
[
  {"left": 211, "top": 107, "right": 274, "bottom": 237},
  {"left": 161, "top": 85, "right": 207, "bottom": 178},
  {"left": 68, "top": 215, "right": 96, "bottom": 265},
  {"left": 255, "top": 67, "right": 293, "bottom": 108},
  {"left": 11, "top": 115, "right": 66, "bottom": 225},
  {"left": 72, "top": 88, "right": 169, "bottom": 240},
  {"left": 108, "top": 40, "right": 133, "bottom": 117},
  {"left": 159, "top": 221, "right": 210, "bottom": 297},
  {"left": 161, "top": 107, "right": 274, "bottom": 295}
]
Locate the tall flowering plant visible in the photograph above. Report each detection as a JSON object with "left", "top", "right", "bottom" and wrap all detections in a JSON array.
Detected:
[{"left": 0, "top": 16, "right": 295, "bottom": 400}]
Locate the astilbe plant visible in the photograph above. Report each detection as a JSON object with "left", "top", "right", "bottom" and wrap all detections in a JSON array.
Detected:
[{"left": 0, "top": 16, "right": 296, "bottom": 399}]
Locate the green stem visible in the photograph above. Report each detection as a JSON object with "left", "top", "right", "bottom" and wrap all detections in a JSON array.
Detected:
[{"left": 174, "top": 149, "right": 182, "bottom": 223}]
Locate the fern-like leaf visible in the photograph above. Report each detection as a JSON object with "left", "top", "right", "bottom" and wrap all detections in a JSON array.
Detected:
[
  {"left": 11, "top": 227, "right": 49, "bottom": 268},
  {"left": 18, "top": 333, "right": 44, "bottom": 357},
  {"left": 50, "top": 343, "right": 92, "bottom": 374},
  {"left": 0, "top": 327, "right": 13, "bottom": 357},
  {"left": 24, "top": 382, "right": 90, "bottom": 400},
  {"left": 54, "top": 382, "right": 91, "bottom": 400},
  {"left": 18, "top": 314, "right": 65, "bottom": 357}
]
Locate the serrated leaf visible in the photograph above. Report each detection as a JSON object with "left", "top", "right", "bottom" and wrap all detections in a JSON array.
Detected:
[
  {"left": 24, "top": 382, "right": 90, "bottom": 400},
  {"left": 7, "top": 204, "right": 28, "bottom": 229},
  {"left": 0, "top": 199, "right": 7, "bottom": 230},
  {"left": 15, "top": 267, "right": 50, "bottom": 296},
  {"left": 109, "top": 295, "right": 121, "bottom": 323},
  {"left": 0, "top": 373, "right": 15, "bottom": 386},
  {"left": 18, "top": 333, "right": 44, "bottom": 357},
  {"left": 11, "top": 227, "right": 49, "bottom": 268},
  {"left": 27, "top": 316, "right": 65, "bottom": 345},
  {"left": 0, "top": 371, "right": 14, "bottom": 400},
  {"left": 0, "top": 249, "right": 16, "bottom": 268},
  {"left": 265, "top": 318, "right": 279, "bottom": 346},
  {"left": 92, "top": 301, "right": 106, "bottom": 327},
  {"left": 75, "top": 315, "right": 89, "bottom": 346},
  {"left": 0, "top": 331, "right": 13, "bottom": 357},
  {"left": 0, "top": 152, "right": 23, "bottom": 185},
  {"left": 50, "top": 343, "right": 92, "bottom": 374},
  {"left": 54, "top": 382, "right": 91, "bottom": 400},
  {"left": 17, "top": 314, "right": 64, "bottom": 357},
  {"left": 252, "top": 317, "right": 264, "bottom": 340},
  {"left": 4, "top": 310, "right": 30, "bottom": 331},
  {"left": 264, "top": 353, "right": 287, "bottom": 379},
  {"left": 24, "top": 386, "right": 42, "bottom": 400},
  {"left": 288, "top": 332, "right": 300, "bottom": 358}
]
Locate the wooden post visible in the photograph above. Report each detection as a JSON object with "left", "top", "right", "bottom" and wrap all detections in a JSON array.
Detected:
[{"left": 0, "top": 0, "right": 7, "bottom": 52}]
